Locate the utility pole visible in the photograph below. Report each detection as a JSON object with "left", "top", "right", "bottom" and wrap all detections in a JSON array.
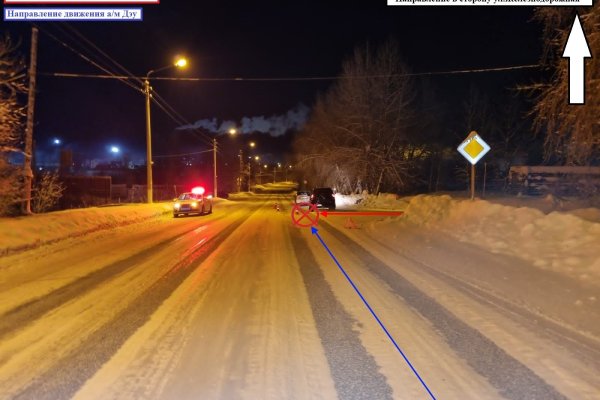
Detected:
[
  {"left": 144, "top": 78, "right": 153, "bottom": 203},
  {"left": 213, "top": 138, "right": 218, "bottom": 198},
  {"left": 22, "top": 27, "right": 38, "bottom": 215},
  {"left": 238, "top": 149, "right": 243, "bottom": 192}
]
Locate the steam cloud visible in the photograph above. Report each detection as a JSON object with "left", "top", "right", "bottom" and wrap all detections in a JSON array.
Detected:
[{"left": 178, "top": 103, "right": 309, "bottom": 137}]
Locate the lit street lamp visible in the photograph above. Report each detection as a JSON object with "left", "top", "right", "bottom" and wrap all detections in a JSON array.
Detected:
[{"left": 144, "top": 56, "right": 187, "bottom": 203}]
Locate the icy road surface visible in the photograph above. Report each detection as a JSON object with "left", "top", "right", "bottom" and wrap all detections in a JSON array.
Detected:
[{"left": 0, "top": 196, "right": 598, "bottom": 399}]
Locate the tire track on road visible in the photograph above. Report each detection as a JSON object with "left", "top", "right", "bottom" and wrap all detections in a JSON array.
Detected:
[
  {"left": 0, "top": 212, "right": 230, "bottom": 341},
  {"left": 319, "top": 221, "right": 568, "bottom": 400},
  {"left": 289, "top": 225, "right": 394, "bottom": 400},
  {"left": 11, "top": 206, "right": 261, "bottom": 400}
]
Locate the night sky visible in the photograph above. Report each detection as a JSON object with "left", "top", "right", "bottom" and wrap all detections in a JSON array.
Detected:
[{"left": 3, "top": 1, "right": 544, "bottom": 163}]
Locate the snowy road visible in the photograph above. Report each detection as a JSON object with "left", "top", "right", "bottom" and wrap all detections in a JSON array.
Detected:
[{"left": 0, "top": 197, "right": 598, "bottom": 399}]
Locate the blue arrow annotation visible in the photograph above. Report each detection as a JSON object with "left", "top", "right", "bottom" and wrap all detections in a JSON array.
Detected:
[{"left": 311, "top": 226, "right": 437, "bottom": 400}]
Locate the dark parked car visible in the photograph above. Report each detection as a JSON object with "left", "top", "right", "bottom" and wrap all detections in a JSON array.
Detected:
[{"left": 310, "top": 187, "right": 336, "bottom": 210}]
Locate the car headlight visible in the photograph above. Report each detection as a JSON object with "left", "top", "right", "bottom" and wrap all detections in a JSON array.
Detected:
[
  {"left": 174, "top": 203, "right": 181, "bottom": 209},
  {"left": 191, "top": 201, "right": 198, "bottom": 208}
]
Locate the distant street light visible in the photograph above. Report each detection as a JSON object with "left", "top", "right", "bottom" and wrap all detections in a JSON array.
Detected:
[
  {"left": 144, "top": 56, "right": 187, "bottom": 203},
  {"left": 53, "top": 138, "right": 61, "bottom": 145},
  {"left": 249, "top": 141, "right": 256, "bottom": 148},
  {"left": 110, "top": 146, "right": 120, "bottom": 154},
  {"left": 229, "top": 128, "right": 237, "bottom": 135}
]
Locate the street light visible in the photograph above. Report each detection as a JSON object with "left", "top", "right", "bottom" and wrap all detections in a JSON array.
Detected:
[
  {"left": 144, "top": 56, "right": 187, "bottom": 203},
  {"left": 249, "top": 141, "right": 256, "bottom": 148}
]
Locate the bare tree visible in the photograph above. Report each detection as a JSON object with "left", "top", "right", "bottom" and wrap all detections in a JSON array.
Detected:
[
  {"left": 0, "top": 35, "right": 25, "bottom": 153},
  {"left": 295, "top": 40, "right": 422, "bottom": 194},
  {"left": 32, "top": 172, "right": 64, "bottom": 213},
  {"left": 532, "top": 7, "right": 599, "bottom": 165},
  {"left": 0, "top": 35, "right": 26, "bottom": 215}
]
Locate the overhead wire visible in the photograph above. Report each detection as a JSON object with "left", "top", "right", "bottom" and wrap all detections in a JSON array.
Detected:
[
  {"left": 35, "top": 24, "right": 142, "bottom": 94},
  {"left": 33, "top": 29, "right": 542, "bottom": 161},
  {"left": 154, "top": 149, "right": 213, "bottom": 158},
  {"left": 36, "top": 24, "right": 214, "bottom": 151},
  {"left": 60, "top": 24, "right": 144, "bottom": 86},
  {"left": 55, "top": 24, "right": 213, "bottom": 147},
  {"left": 149, "top": 90, "right": 214, "bottom": 147},
  {"left": 39, "top": 63, "right": 542, "bottom": 82}
]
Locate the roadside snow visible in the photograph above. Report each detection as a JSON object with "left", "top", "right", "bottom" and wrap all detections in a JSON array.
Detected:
[
  {"left": 336, "top": 193, "right": 600, "bottom": 284},
  {"left": 0, "top": 203, "right": 172, "bottom": 254}
]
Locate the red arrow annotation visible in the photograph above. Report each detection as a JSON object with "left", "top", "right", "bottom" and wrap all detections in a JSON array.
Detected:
[{"left": 320, "top": 211, "right": 404, "bottom": 217}]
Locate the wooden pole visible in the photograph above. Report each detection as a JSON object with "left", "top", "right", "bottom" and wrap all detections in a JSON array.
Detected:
[
  {"left": 22, "top": 27, "right": 38, "bottom": 214},
  {"left": 213, "top": 138, "right": 218, "bottom": 198},
  {"left": 144, "top": 78, "right": 153, "bottom": 203}
]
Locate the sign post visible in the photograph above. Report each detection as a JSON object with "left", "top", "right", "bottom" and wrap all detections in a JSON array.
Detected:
[{"left": 457, "top": 131, "right": 491, "bottom": 200}]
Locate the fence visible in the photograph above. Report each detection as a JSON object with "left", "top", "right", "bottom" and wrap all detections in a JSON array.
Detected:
[
  {"left": 59, "top": 177, "right": 193, "bottom": 208},
  {"left": 60, "top": 176, "right": 112, "bottom": 208},
  {"left": 508, "top": 166, "right": 600, "bottom": 196},
  {"left": 127, "top": 185, "right": 190, "bottom": 203}
]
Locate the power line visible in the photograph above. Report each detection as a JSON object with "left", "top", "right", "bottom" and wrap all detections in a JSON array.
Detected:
[
  {"left": 154, "top": 149, "right": 213, "bottom": 158},
  {"left": 150, "top": 90, "right": 213, "bottom": 146},
  {"left": 60, "top": 24, "right": 144, "bottom": 86},
  {"left": 39, "top": 64, "right": 542, "bottom": 82},
  {"left": 36, "top": 25, "right": 141, "bottom": 94},
  {"left": 36, "top": 25, "right": 213, "bottom": 147}
]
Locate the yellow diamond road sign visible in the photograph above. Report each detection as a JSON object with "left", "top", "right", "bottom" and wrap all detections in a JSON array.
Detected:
[{"left": 457, "top": 131, "right": 490, "bottom": 165}]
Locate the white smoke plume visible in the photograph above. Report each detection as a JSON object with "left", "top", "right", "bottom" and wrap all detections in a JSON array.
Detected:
[{"left": 178, "top": 103, "right": 309, "bottom": 136}]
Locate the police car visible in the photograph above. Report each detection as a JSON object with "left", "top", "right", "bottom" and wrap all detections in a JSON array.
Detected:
[{"left": 173, "top": 186, "right": 213, "bottom": 217}]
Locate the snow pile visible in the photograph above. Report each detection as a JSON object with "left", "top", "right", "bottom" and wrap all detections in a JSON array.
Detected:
[
  {"left": 250, "top": 182, "right": 297, "bottom": 193},
  {"left": 0, "top": 203, "right": 172, "bottom": 255},
  {"left": 394, "top": 195, "right": 600, "bottom": 281},
  {"left": 336, "top": 192, "right": 409, "bottom": 210}
]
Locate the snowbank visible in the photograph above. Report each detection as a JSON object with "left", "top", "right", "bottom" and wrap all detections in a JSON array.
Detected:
[
  {"left": 367, "top": 194, "right": 600, "bottom": 283},
  {"left": 0, "top": 203, "right": 172, "bottom": 255},
  {"left": 250, "top": 182, "right": 297, "bottom": 193},
  {"left": 335, "top": 192, "right": 409, "bottom": 210}
]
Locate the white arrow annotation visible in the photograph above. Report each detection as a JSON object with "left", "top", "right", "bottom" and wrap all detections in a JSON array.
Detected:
[{"left": 562, "top": 14, "right": 592, "bottom": 105}]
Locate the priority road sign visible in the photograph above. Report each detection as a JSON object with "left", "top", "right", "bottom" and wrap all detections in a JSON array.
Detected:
[{"left": 457, "top": 131, "right": 490, "bottom": 165}]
